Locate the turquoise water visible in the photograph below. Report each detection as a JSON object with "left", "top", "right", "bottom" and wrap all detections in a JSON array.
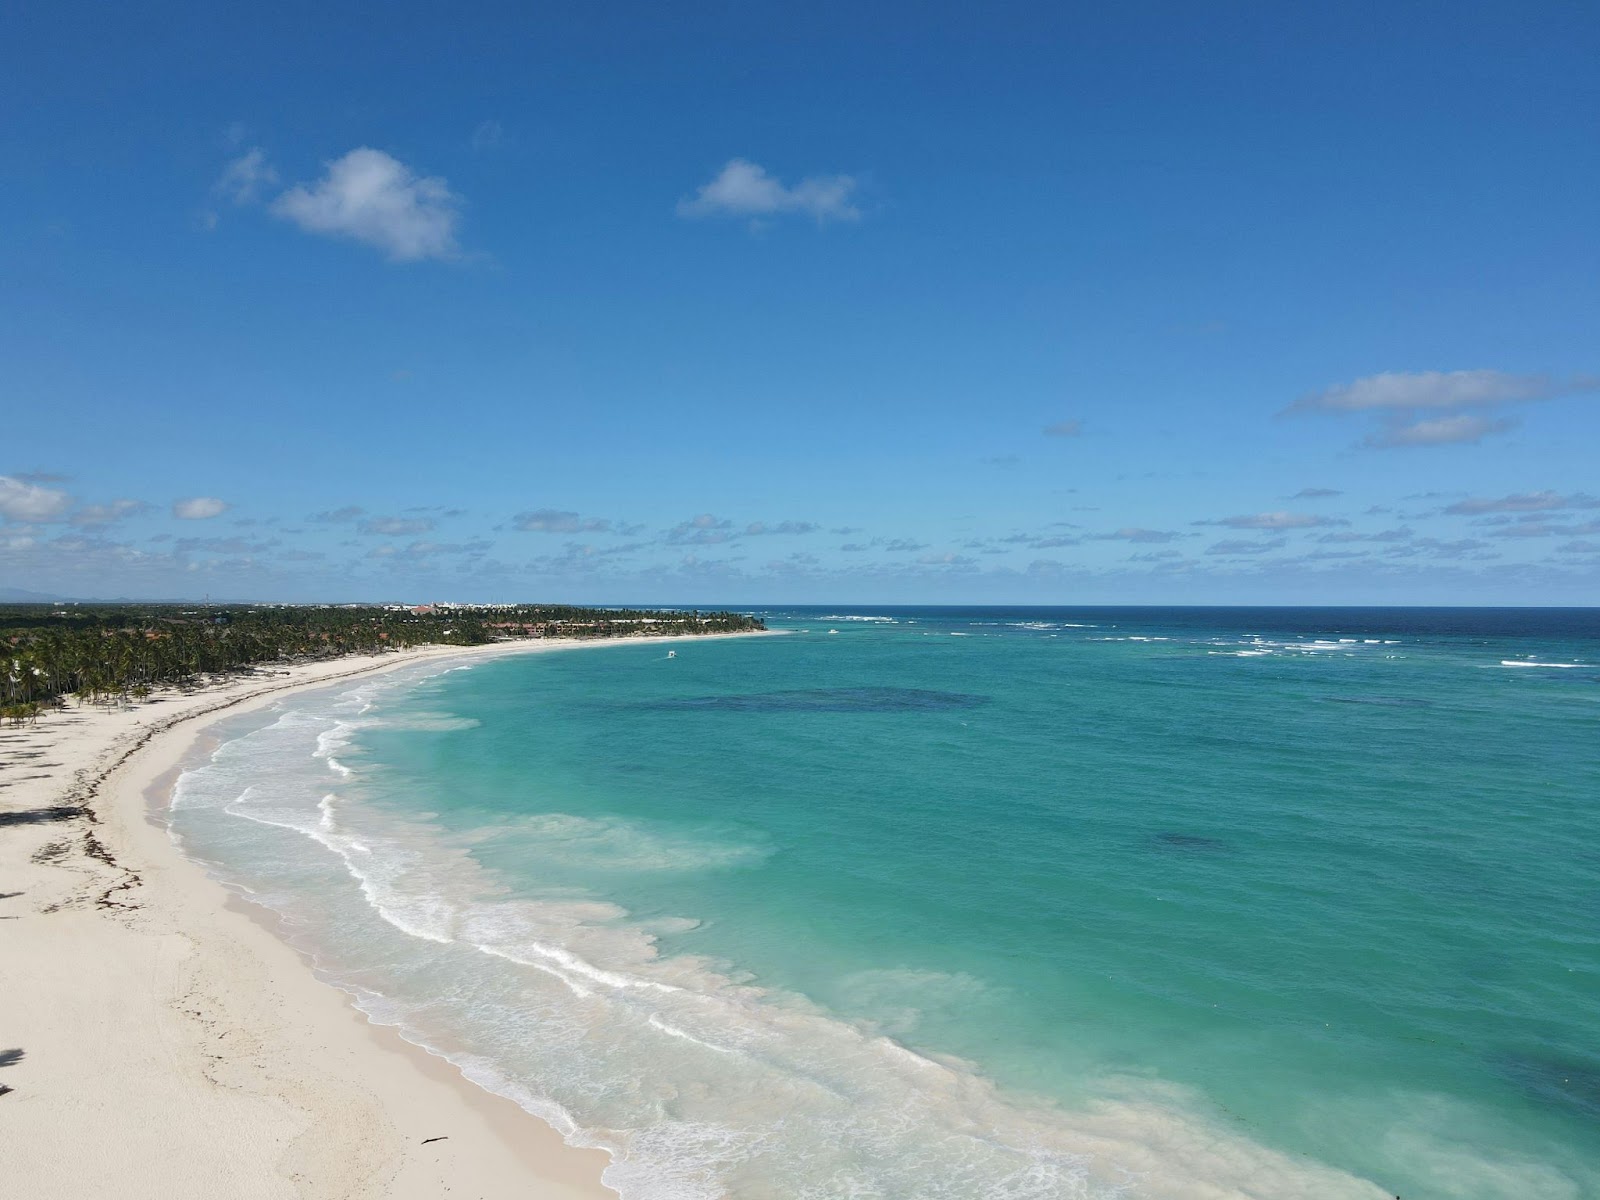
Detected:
[{"left": 169, "top": 608, "right": 1600, "bottom": 1199}]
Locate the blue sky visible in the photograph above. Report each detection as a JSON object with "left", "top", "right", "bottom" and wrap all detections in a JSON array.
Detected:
[{"left": 3, "top": 1, "right": 1597, "bottom": 604}]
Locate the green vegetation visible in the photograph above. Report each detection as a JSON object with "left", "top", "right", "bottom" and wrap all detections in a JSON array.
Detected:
[{"left": 0, "top": 602, "right": 764, "bottom": 724}]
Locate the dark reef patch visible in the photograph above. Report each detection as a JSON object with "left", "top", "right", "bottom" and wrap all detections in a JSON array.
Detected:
[
  {"left": 634, "top": 687, "right": 990, "bottom": 714},
  {"left": 1494, "top": 1051, "right": 1600, "bottom": 1122}
]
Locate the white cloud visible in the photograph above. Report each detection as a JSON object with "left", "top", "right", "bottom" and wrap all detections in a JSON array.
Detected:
[
  {"left": 1287, "top": 366, "right": 1600, "bottom": 453},
  {"left": 513, "top": 509, "right": 614, "bottom": 534},
  {"left": 1365, "top": 414, "right": 1517, "bottom": 448},
  {"left": 175, "top": 535, "right": 278, "bottom": 555},
  {"left": 1446, "top": 492, "right": 1599, "bottom": 515},
  {"left": 1318, "top": 527, "right": 1414, "bottom": 544},
  {"left": 1479, "top": 517, "right": 1600, "bottom": 539},
  {"left": 71, "top": 499, "right": 150, "bottom": 526},
  {"left": 1289, "top": 369, "right": 1596, "bottom": 450},
  {"left": 745, "top": 520, "right": 819, "bottom": 535},
  {"left": 0, "top": 475, "right": 72, "bottom": 522},
  {"left": 272, "top": 148, "right": 461, "bottom": 261},
  {"left": 666, "top": 514, "right": 736, "bottom": 545},
  {"left": 1206, "top": 538, "right": 1287, "bottom": 556},
  {"left": 1290, "top": 370, "right": 1590, "bottom": 413},
  {"left": 173, "top": 497, "right": 228, "bottom": 519},
  {"left": 369, "top": 538, "right": 492, "bottom": 563},
  {"left": 1208, "top": 511, "right": 1346, "bottom": 530},
  {"left": 1095, "top": 527, "right": 1182, "bottom": 544},
  {"left": 677, "top": 159, "right": 860, "bottom": 223},
  {"left": 213, "top": 147, "right": 278, "bottom": 205},
  {"left": 359, "top": 516, "right": 435, "bottom": 536}
]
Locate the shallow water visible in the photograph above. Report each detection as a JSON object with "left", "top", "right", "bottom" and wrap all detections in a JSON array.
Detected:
[{"left": 169, "top": 608, "right": 1600, "bottom": 1199}]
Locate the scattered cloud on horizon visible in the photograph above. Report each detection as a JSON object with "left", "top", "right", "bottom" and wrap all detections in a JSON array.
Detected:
[
  {"left": 1202, "top": 511, "right": 1347, "bottom": 530},
  {"left": 1365, "top": 414, "right": 1517, "bottom": 448},
  {"left": 1289, "top": 370, "right": 1592, "bottom": 413},
  {"left": 676, "top": 159, "right": 860, "bottom": 224},
  {"left": 358, "top": 515, "right": 436, "bottom": 536},
  {"left": 368, "top": 537, "right": 492, "bottom": 564},
  {"left": 173, "top": 496, "right": 229, "bottom": 520},
  {"left": 1207, "top": 538, "right": 1288, "bottom": 556},
  {"left": 1287, "top": 369, "right": 1596, "bottom": 450},
  {"left": 1095, "top": 527, "right": 1182, "bottom": 544},
  {"left": 666, "top": 513, "right": 737, "bottom": 544},
  {"left": 513, "top": 509, "right": 615, "bottom": 534},
  {"left": 1444, "top": 492, "right": 1599, "bottom": 516},
  {"left": 745, "top": 520, "right": 820, "bottom": 536},
  {"left": 1318, "top": 527, "right": 1414, "bottom": 544},
  {"left": 7, "top": 514, "right": 1596, "bottom": 602},
  {"left": 175, "top": 535, "right": 279, "bottom": 555},
  {"left": 1483, "top": 519, "right": 1600, "bottom": 539},
  {"left": 71, "top": 499, "right": 150, "bottom": 526},
  {"left": 13, "top": 468, "right": 1600, "bottom": 599}
]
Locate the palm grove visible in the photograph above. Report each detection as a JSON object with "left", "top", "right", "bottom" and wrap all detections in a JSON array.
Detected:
[{"left": 1, "top": 603, "right": 764, "bottom": 724}]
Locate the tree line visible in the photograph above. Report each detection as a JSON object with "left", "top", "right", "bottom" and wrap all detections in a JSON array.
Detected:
[{"left": 1, "top": 603, "right": 764, "bottom": 724}]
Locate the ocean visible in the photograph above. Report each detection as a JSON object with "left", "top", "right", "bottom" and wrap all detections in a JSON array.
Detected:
[{"left": 167, "top": 607, "right": 1600, "bottom": 1199}]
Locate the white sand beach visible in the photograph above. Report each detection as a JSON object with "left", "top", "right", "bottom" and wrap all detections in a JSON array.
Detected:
[{"left": 0, "top": 634, "right": 761, "bottom": 1199}]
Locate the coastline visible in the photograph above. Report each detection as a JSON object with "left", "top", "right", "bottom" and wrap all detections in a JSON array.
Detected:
[{"left": 0, "top": 632, "right": 770, "bottom": 1199}]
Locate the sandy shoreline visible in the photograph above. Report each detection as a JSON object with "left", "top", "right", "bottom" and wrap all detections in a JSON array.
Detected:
[{"left": 1, "top": 633, "right": 767, "bottom": 1199}]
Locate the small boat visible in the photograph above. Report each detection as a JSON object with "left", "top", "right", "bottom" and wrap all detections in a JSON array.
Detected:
[{"left": 667, "top": 650, "right": 677, "bottom": 659}]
